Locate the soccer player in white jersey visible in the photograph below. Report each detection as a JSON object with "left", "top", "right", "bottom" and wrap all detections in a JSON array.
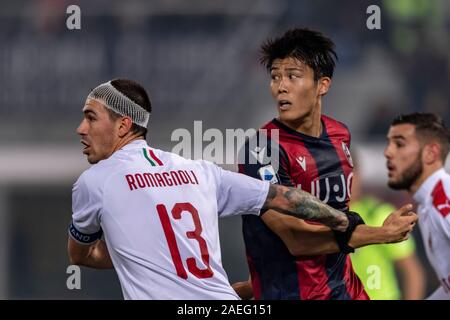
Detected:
[
  {"left": 385, "top": 113, "right": 450, "bottom": 300},
  {"left": 67, "top": 78, "right": 415, "bottom": 300}
]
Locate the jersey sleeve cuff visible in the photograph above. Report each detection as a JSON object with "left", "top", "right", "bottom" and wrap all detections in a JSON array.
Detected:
[
  {"left": 256, "top": 181, "right": 270, "bottom": 216},
  {"left": 68, "top": 221, "right": 103, "bottom": 245}
]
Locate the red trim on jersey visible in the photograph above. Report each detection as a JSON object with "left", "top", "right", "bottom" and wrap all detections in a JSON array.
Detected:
[
  {"left": 149, "top": 149, "right": 163, "bottom": 166},
  {"left": 432, "top": 180, "right": 450, "bottom": 218},
  {"left": 247, "top": 254, "right": 261, "bottom": 300}
]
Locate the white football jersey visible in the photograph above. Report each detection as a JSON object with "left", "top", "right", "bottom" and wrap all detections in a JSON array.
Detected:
[
  {"left": 70, "top": 140, "right": 269, "bottom": 300},
  {"left": 413, "top": 168, "right": 450, "bottom": 299}
]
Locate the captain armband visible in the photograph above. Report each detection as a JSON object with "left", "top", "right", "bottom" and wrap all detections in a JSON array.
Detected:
[{"left": 68, "top": 221, "right": 103, "bottom": 245}]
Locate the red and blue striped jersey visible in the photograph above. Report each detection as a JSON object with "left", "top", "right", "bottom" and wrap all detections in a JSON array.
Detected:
[{"left": 239, "top": 116, "right": 369, "bottom": 300}]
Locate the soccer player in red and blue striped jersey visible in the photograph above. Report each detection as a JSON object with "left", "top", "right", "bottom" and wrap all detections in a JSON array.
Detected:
[{"left": 234, "top": 28, "right": 416, "bottom": 300}]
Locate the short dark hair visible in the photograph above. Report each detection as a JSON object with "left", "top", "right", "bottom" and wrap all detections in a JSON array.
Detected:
[
  {"left": 392, "top": 112, "right": 450, "bottom": 163},
  {"left": 260, "top": 28, "right": 338, "bottom": 81},
  {"left": 107, "top": 78, "right": 152, "bottom": 138}
]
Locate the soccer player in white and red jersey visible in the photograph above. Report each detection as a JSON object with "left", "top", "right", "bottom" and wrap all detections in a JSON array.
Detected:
[
  {"left": 67, "top": 78, "right": 354, "bottom": 300},
  {"left": 385, "top": 113, "right": 450, "bottom": 300}
]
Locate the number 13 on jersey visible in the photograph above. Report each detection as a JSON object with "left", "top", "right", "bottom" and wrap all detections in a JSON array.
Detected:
[{"left": 156, "top": 203, "right": 214, "bottom": 279}]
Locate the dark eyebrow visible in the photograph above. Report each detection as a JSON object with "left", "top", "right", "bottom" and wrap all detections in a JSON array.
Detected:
[
  {"left": 83, "top": 109, "right": 96, "bottom": 116},
  {"left": 390, "top": 135, "right": 406, "bottom": 141},
  {"left": 270, "top": 66, "right": 304, "bottom": 72},
  {"left": 270, "top": 66, "right": 279, "bottom": 72},
  {"left": 286, "top": 67, "right": 304, "bottom": 72}
]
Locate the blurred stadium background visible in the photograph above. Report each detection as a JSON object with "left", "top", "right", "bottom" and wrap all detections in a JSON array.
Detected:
[{"left": 0, "top": 0, "right": 448, "bottom": 299}]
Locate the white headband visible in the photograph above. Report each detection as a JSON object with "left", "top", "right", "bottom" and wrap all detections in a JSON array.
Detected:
[{"left": 88, "top": 81, "right": 150, "bottom": 128}]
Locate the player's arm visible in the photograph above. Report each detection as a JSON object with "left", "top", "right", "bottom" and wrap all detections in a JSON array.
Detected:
[
  {"left": 262, "top": 184, "right": 350, "bottom": 231},
  {"left": 68, "top": 237, "right": 114, "bottom": 269},
  {"left": 395, "top": 254, "right": 426, "bottom": 300},
  {"left": 261, "top": 204, "right": 417, "bottom": 256},
  {"left": 68, "top": 173, "right": 113, "bottom": 269},
  {"left": 232, "top": 277, "right": 253, "bottom": 300}
]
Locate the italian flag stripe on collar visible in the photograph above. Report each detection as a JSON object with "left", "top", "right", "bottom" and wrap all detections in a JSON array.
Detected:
[{"left": 143, "top": 148, "right": 163, "bottom": 166}]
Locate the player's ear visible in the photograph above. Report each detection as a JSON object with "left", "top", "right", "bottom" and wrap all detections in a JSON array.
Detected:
[
  {"left": 118, "top": 116, "right": 133, "bottom": 137},
  {"left": 423, "top": 143, "right": 441, "bottom": 165},
  {"left": 317, "top": 77, "right": 331, "bottom": 96}
]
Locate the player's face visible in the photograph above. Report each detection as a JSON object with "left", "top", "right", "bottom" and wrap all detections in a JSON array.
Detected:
[
  {"left": 384, "top": 124, "right": 423, "bottom": 191},
  {"left": 270, "top": 57, "right": 323, "bottom": 126},
  {"left": 76, "top": 98, "right": 120, "bottom": 164}
]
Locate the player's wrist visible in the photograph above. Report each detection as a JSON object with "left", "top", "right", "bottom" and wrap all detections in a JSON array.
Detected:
[
  {"left": 379, "top": 225, "right": 400, "bottom": 244},
  {"left": 366, "top": 225, "right": 389, "bottom": 245},
  {"left": 350, "top": 225, "right": 387, "bottom": 247},
  {"left": 332, "top": 210, "right": 365, "bottom": 254}
]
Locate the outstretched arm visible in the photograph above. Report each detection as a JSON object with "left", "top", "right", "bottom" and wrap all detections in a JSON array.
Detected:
[
  {"left": 262, "top": 184, "right": 349, "bottom": 232},
  {"left": 68, "top": 237, "right": 114, "bottom": 269},
  {"left": 261, "top": 204, "right": 417, "bottom": 256}
]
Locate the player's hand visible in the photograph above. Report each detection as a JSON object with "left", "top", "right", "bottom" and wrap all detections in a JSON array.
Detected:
[{"left": 381, "top": 204, "right": 418, "bottom": 243}]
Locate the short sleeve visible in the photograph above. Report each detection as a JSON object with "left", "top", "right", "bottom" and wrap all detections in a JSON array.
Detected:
[
  {"left": 238, "top": 133, "right": 294, "bottom": 187},
  {"left": 211, "top": 164, "right": 269, "bottom": 218},
  {"left": 69, "top": 172, "right": 103, "bottom": 245}
]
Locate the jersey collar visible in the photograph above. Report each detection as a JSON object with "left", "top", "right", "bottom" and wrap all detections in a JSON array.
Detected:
[
  {"left": 271, "top": 118, "right": 328, "bottom": 141},
  {"left": 120, "top": 139, "right": 148, "bottom": 151}
]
